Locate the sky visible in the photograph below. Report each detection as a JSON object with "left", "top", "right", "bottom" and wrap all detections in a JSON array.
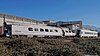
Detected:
[{"left": 0, "top": 0, "right": 100, "bottom": 27}]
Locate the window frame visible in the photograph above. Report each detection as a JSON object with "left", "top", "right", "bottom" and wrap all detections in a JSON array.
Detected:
[
  {"left": 45, "top": 29, "right": 49, "bottom": 32},
  {"left": 40, "top": 28, "right": 44, "bottom": 32},
  {"left": 28, "top": 28, "right": 33, "bottom": 31},
  {"left": 65, "top": 30, "right": 68, "bottom": 33},
  {"left": 55, "top": 30, "right": 58, "bottom": 32},
  {"left": 50, "top": 29, "right": 53, "bottom": 32},
  {"left": 34, "top": 28, "right": 38, "bottom": 31}
]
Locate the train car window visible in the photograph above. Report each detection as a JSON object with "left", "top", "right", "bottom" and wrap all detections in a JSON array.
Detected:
[
  {"left": 94, "top": 33, "right": 97, "bottom": 35},
  {"left": 80, "top": 32, "right": 83, "bottom": 34},
  {"left": 50, "top": 29, "right": 53, "bottom": 32},
  {"left": 28, "top": 28, "right": 33, "bottom": 31},
  {"left": 66, "top": 30, "right": 68, "bottom": 33},
  {"left": 34, "top": 28, "right": 38, "bottom": 31},
  {"left": 85, "top": 32, "right": 93, "bottom": 34},
  {"left": 40, "top": 28, "right": 44, "bottom": 32},
  {"left": 69, "top": 31, "right": 71, "bottom": 33},
  {"left": 45, "top": 29, "right": 49, "bottom": 32},
  {"left": 72, "top": 30, "right": 75, "bottom": 33},
  {"left": 55, "top": 30, "right": 58, "bottom": 32}
]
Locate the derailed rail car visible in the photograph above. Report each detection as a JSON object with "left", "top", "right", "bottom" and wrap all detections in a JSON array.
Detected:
[
  {"left": 80, "top": 29, "right": 98, "bottom": 37},
  {"left": 7, "top": 24, "right": 63, "bottom": 37},
  {"left": 61, "top": 27, "right": 76, "bottom": 37},
  {"left": 76, "top": 29, "right": 98, "bottom": 38}
]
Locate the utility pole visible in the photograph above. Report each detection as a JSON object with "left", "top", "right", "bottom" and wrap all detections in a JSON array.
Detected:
[
  {"left": 3, "top": 15, "right": 7, "bottom": 36},
  {"left": 3, "top": 15, "right": 6, "bottom": 27}
]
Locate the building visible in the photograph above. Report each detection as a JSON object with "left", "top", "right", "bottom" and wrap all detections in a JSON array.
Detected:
[
  {"left": 47, "top": 21, "right": 82, "bottom": 30},
  {"left": 0, "top": 14, "right": 44, "bottom": 35},
  {"left": 42, "top": 20, "right": 56, "bottom": 24},
  {"left": 0, "top": 14, "right": 44, "bottom": 25}
]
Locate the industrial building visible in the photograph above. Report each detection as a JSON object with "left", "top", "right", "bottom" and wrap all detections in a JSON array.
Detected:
[
  {"left": 0, "top": 14, "right": 44, "bottom": 35},
  {"left": 0, "top": 14, "right": 44, "bottom": 26},
  {"left": 43, "top": 20, "right": 83, "bottom": 30}
]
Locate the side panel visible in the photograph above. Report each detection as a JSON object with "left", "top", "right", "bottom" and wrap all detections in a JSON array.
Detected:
[
  {"left": 80, "top": 29, "right": 98, "bottom": 37},
  {"left": 0, "top": 17, "right": 3, "bottom": 26},
  {"left": 12, "top": 25, "right": 25, "bottom": 35},
  {"left": 62, "top": 28, "right": 76, "bottom": 37},
  {"left": 0, "top": 17, "right": 4, "bottom": 35},
  {"left": 0, "top": 26, "right": 2, "bottom": 35},
  {"left": 11, "top": 25, "right": 63, "bottom": 37}
]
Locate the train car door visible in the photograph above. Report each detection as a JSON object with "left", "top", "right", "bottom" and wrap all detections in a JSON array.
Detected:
[
  {"left": 76, "top": 29, "right": 81, "bottom": 37},
  {"left": 4, "top": 25, "right": 12, "bottom": 37}
]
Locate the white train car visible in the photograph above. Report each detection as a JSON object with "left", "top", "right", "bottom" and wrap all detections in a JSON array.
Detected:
[
  {"left": 61, "top": 27, "right": 76, "bottom": 37},
  {"left": 9, "top": 24, "right": 63, "bottom": 37},
  {"left": 79, "top": 29, "right": 98, "bottom": 37}
]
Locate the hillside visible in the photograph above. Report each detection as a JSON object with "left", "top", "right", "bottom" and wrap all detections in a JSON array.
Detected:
[
  {"left": 83, "top": 25, "right": 100, "bottom": 32},
  {"left": 0, "top": 37, "right": 100, "bottom": 56}
]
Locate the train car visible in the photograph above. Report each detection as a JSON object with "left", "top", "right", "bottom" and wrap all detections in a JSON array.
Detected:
[
  {"left": 78, "top": 29, "right": 98, "bottom": 37},
  {"left": 61, "top": 27, "right": 76, "bottom": 37},
  {"left": 5, "top": 24, "right": 63, "bottom": 37}
]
